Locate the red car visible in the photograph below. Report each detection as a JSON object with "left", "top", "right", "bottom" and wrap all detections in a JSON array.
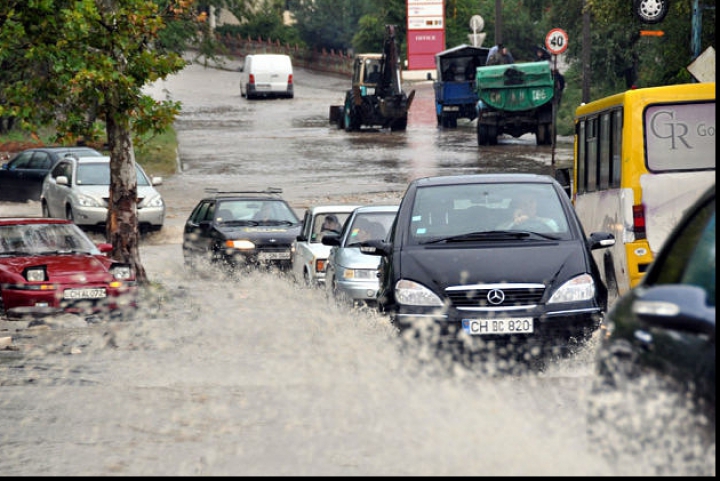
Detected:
[{"left": 0, "top": 218, "right": 137, "bottom": 320}]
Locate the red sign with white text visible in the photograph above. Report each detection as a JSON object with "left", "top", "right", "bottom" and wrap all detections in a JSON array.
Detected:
[{"left": 407, "top": 0, "right": 445, "bottom": 70}]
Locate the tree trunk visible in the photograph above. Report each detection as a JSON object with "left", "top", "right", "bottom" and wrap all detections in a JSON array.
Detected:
[{"left": 105, "top": 111, "right": 149, "bottom": 286}]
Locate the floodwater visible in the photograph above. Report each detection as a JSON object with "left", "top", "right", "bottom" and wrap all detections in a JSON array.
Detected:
[{"left": 0, "top": 58, "right": 714, "bottom": 476}]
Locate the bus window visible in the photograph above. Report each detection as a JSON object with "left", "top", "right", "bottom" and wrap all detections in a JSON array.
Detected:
[
  {"left": 586, "top": 117, "right": 598, "bottom": 192},
  {"left": 610, "top": 109, "right": 622, "bottom": 188},
  {"left": 576, "top": 121, "right": 586, "bottom": 194},
  {"left": 599, "top": 112, "right": 611, "bottom": 190}
]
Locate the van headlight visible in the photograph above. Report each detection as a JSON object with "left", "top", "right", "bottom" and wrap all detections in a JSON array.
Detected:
[
  {"left": 548, "top": 273, "right": 595, "bottom": 303},
  {"left": 395, "top": 279, "right": 443, "bottom": 306}
]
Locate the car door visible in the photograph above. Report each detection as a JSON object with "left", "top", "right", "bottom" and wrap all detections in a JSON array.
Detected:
[
  {"left": 183, "top": 200, "right": 216, "bottom": 258},
  {"left": 23, "top": 152, "right": 53, "bottom": 201},
  {"left": 41, "top": 160, "right": 74, "bottom": 218},
  {"left": 0, "top": 151, "right": 34, "bottom": 201},
  {"left": 292, "top": 209, "right": 313, "bottom": 283}
]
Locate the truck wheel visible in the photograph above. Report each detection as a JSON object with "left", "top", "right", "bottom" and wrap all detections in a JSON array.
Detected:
[
  {"left": 536, "top": 123, "right": 548, "bottom": 145},
  {"left": 477, "top": 124, "right": 488, "bottom": 145},
  {"left": 344, "top": 108, "right": 358, "bottom": 131},
  {"left": 488, "top": 125, "right": 498, "bottom": 145}
]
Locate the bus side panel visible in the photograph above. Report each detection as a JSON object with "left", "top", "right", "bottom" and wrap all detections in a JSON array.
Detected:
[{"left": 574, "top": 188, "right": 633, "bottom": 297}]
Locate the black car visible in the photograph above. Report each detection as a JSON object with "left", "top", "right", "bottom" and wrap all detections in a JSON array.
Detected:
[
  {"left": 182, "top": 188, "right": 302, "bottom": 271},
  {"left": 587, "top": 184, "right": 715, "bottom": 473},
  {"left": 360, "top": 173, "right": 615, "bottom": 366},
  {"left": 0, "top": 146, "right": 103, "bottom": 202}
]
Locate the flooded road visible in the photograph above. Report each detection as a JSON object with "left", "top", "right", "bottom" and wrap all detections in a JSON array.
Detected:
[{"left": 0, "top": 58, "right": 713, "bottom": 476}]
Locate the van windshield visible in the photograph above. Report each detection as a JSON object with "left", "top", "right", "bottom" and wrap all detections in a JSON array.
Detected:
[{"left": 408, "top": 183, "right": 571, "bottom": 244}]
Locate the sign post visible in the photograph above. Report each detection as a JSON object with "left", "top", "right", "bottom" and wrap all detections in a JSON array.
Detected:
[{"left": 544, "top": 28, "right": 569, "bottom": 172}]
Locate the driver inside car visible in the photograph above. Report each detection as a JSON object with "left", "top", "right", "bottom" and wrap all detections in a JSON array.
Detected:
[{"left": 501, "top": 195, "right": 560, "bottom": 232}]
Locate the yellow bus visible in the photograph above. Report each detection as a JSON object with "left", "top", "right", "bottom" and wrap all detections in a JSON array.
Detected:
[{"left": 572, "top": 82, "right": 715, "bottom": 301}]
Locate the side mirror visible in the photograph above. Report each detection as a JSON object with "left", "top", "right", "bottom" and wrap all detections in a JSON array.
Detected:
[
  {"left": 588, "top": 232, "right": 615, "bottom": 250},
  {"left": 321, "top": 232, "right": 341, "bottom": 246},
  {"left": 56, "top": 175, "right": 69, "bottom": 186},
  {"left": 151, "top": 176, "right": 163, "bottom": 186},
  {"left": 359, "top": 239, "right": 391, "bottom": 257},
  {"left": 296, "top": 234, "right": 307, "bottom": 242},
  {"left": 633, "top": 285, "right": 715, "bottom": 338}
]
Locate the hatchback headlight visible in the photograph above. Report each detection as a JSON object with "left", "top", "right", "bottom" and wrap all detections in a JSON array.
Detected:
[
  {"left": 548, "top": 273, "right": 595, "bottom": 303},
  {"left": 110, "top": 264, "right": 133, "bottom": 280},
  {"left": 25, "top": 266, "right": 48, "bottom": 282},
  {"left": 340, "top": 268, "right": 376, "bottom": 280},
  {"left": 227, "top": 240, "right": 255, "bottom": 250},
  {"left": 395, "top": 279, "right": 443, "bottom": 306}
]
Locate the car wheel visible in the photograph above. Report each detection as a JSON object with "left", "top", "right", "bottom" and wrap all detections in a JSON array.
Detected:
[
  {"left": 65, "top": 205, "right": 74, "bottom": 222},
  {"left": 633, "top": 0, "right": 670, "bottom": 24},
  {"left": 303, "top": 269, "right": 314, "bottom": 288}
]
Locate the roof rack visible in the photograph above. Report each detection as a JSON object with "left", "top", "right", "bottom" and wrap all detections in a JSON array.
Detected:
[{"left": 204, "top": 187, "right": 283, "bottom": 198}]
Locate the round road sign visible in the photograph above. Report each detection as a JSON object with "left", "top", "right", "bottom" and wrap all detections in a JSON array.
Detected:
[
  {"left": 545, "top": 28, "right": 568, "bottom": 55},
  {"left": 470, "top": 15, "right": 484, "bottom": 33}
]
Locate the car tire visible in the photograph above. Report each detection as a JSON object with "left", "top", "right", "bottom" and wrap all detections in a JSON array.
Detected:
[{"left": 633, "top": 0, "right": 670, "bottom": 24}]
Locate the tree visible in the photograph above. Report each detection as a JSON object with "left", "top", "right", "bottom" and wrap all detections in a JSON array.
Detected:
[{"left": 0, "top": 0, "right": 205, "bottom": 285}]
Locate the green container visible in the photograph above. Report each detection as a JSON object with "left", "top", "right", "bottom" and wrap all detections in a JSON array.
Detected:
[{"left": 475, "top": 61, "right": 554, "bottom": 112}]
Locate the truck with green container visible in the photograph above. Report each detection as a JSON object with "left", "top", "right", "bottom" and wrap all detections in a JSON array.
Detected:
[{"left": 474, "top": 60, "right": 557, "bottom": 146}]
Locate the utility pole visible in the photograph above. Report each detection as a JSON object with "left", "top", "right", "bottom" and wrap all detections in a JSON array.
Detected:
[
  {"left": 582, "top": 0, "right": 591, "bottom": 103},
  {"left": 495, "top": 0, "right": 502, "bottom": 45}
]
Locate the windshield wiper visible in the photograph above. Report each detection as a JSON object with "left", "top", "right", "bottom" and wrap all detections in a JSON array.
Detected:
[{"left": 421, "top": 230, "right": 532, "bottom": 244}]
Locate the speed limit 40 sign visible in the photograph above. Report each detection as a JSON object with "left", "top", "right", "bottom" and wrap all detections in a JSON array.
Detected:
[{"left": 545, "top": 28, "right": 568, "bottom": 55}]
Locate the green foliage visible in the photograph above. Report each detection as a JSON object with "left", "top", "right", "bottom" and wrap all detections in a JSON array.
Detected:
[
  {"left": 215, "top": 0, "right": 304, "bottom": 46},
  {"left": 291, "top": 0, "right": 369, "bottom": 52}
]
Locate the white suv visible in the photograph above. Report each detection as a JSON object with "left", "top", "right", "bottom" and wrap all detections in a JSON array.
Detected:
[{"left": 40, "top": 156, "right": 165, "bottom": 232}]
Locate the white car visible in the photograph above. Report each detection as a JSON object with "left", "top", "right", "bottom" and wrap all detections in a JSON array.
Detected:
[
  {"left": 40, "top": 156, "right": 165, "bottom": 232},
  {"left": 291, "top": 204, "right": 360, "bottom": 286}
]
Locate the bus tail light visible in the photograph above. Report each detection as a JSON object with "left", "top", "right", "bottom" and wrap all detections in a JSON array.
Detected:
[{"left": 632, "top": 204, "right": 647, "bottom": 239}]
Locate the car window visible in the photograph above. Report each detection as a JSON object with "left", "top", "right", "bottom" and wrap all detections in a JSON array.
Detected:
[
  {"left": 346, "top": 212, "right": 395, "bottom": 246},
  {"left": 50, "top": 161, "right": 72, "bottom": 179},
  {"left": 29, "top": 153, "right": 52, "bottom": 170},
  {"left": 9, "top": 152, "right": 33, "bottom": 169},
  {"left": 649, "top": 198, "right": 716, "bottom": 306},
  {"left": 408, "top": 183, "right": 571, "bottom": 243},
  {"left": 189, "top": 201, "right": 213, "bottom": 223}
]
